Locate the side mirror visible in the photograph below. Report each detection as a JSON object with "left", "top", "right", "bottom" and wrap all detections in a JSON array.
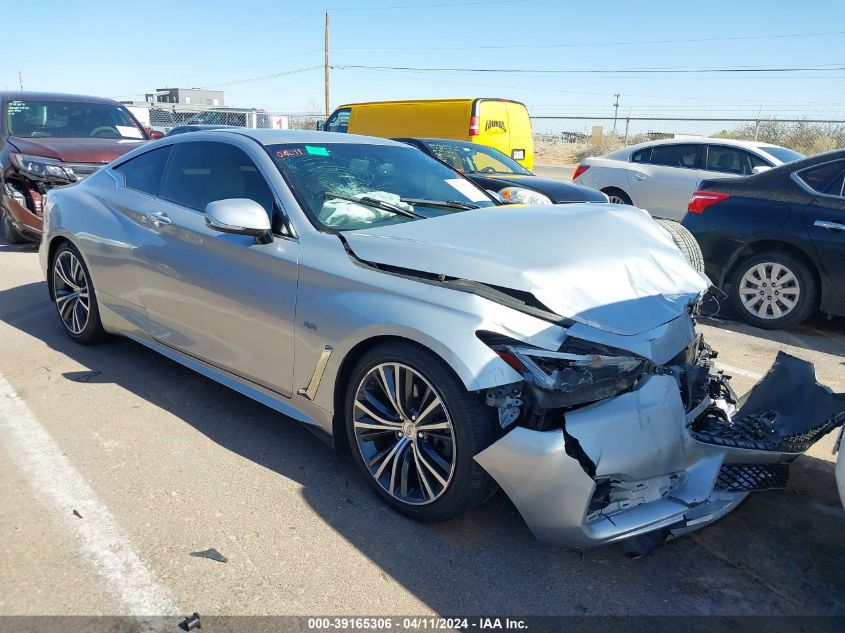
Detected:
[
  {"left": 751, "top": 165, "right": 771, "bottom": 175},
  {"left": 205, "top": 198, "right": 273, "bottom": 244},
  {"left": 316, "top": 119, "right": 326, "bottom": 131},
  {"left": 148, "top": 130, "right": 165, "bottom": 140}
]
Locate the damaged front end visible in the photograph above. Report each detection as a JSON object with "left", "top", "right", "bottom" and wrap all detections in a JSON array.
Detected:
[{"left": 475, "top": 330, "right": 845, "bottom": 551}]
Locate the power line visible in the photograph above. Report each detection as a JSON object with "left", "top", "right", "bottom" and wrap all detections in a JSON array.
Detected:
[
  {"left": 200, "top": 65, "right": 323, "bottom": 89},
  {"left": 333, "top": 63, "right": 845, "bottom": 75},
  {"left": 334, "top": 29, "right": 845, "bottom": 51}
]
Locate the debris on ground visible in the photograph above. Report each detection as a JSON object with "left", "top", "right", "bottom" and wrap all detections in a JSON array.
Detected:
[
  {"left": 72, "top": 509, "right": 82, "bottom": 519},
  {"left": 74, "top": 370, "right": 102, "bottom": 383},
  {"left": 189, "top": 548, "right": 228, "bottom": 563},
  {"left": 178, "top": 612, "right": 201, "bottom": 631}
]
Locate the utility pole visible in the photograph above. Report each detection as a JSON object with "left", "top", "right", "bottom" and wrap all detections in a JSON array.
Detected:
[
  {"left": 18, "top": 71, "right": 23, "bottom": 91},
  {"left": 324, "top": 12, "right": 330, "bottom": 117},
  {"left": 612, "top": 93, "right": 620, "bottom": 134}
]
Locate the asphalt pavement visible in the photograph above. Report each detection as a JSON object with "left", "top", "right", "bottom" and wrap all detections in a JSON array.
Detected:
[{"left": 1, "top": 237, "right": 843, "bottom": 619}]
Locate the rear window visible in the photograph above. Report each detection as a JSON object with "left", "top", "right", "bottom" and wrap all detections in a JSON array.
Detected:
[
  {"left": 5, "top": 99, "right": 146, "bottom": 139},
  {"left": 649, "top": 144, "right": 702, "bottom": 169},
  {"left": 759, "top": 146, "right": 804, "bottom": 164},
  {"left": 797, "top": 160, "right": 845, "bottom": 196}
]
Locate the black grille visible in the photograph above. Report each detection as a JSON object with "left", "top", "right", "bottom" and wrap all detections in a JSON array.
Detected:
[
  {"left": 690, "top": 408, "right": 842, "bottom": 453},
  {"left": 716, "top": 463, "right": 789, "bottom": 492}
]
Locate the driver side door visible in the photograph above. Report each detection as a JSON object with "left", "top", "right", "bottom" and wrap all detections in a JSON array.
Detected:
[{"left": 129, "top": 139, "right": 300, "bottom": 396}]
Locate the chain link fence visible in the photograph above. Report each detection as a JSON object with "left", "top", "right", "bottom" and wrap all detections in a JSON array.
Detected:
[
  {"left": 531, "top": 116, "right": 845, "bottom": 166},
  {"left": 124, "top": 103, "right": 323, "bottom": 132}
]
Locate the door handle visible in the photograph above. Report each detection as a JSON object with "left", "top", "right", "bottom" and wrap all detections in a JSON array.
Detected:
[
  {"left": 814, "top": 219, "right": 845, "bottom": 231},
  {"left": 631, "top": 173, "right": 647, "bottom": 181},
  {"left": 149, "top": 212, "right": 172, "bottom": 226}
]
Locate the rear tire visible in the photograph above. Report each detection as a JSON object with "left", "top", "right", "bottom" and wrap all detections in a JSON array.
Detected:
[
  {"left": 1, "top": 209, "right": 27, "bottom": 244},
  {"left": 345, "top": 341, "right": 497, "bottom": 522},
  {"left": 729, "top": 252, "right": 816, "bottom": 330},
  {"left": 601, "top": 187, "right": 632, "bottom": 205},
  {"left": 654, "top": 218, "right": 705, "bottom": 274}
]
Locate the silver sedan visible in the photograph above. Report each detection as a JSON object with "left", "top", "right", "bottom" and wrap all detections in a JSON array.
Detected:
[{"left": 39, "top": 130, "right": 844, "bottom": 551}]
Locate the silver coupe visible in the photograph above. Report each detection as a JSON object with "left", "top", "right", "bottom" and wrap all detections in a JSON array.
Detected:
[{"left": 39, "top": 130, "right": 845, "bottom": 551}]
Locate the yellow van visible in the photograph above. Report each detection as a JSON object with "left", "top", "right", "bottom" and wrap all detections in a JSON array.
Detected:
[{"left": 322, "top": 98, "right": 534, "bottom": 170}]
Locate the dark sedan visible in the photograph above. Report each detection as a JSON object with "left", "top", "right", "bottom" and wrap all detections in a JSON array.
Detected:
[
  {"left": 395, "top": 137, "right": 607, "bottom": 204},
  {"left": 682, "top": 149, "right": 845, "bottom": 329}
]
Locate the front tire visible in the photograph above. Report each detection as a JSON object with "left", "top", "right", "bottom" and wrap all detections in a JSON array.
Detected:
[
  {"left": 345, "top": 342, "right": 496, "bottom": 522},
  {"left": 1, "top": 209, "right": 27, "bottom": 244},
  {"left": 51, "top": 242, "right": 109, "bottom": 344},
  {"left": 730, "top": 252, "right": 816, "bottom": 329}
]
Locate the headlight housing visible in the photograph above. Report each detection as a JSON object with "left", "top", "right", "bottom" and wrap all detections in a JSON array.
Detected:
[
  {"left": 10, "top": 153, "right": 74, "bottom": 182},
  {"left": 491, "top": 340, "right": 649, "bottom": 407},
  {"left": 498, "top": 186, "right": 552, "bottom": 205}
]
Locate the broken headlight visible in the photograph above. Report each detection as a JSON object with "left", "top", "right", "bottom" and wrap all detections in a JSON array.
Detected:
[
  {"left": 11, "top": 153, "right": 74, "bottom": 182},
  {"left": 493, "top": 342, "right": 649, "bottom": 407}
]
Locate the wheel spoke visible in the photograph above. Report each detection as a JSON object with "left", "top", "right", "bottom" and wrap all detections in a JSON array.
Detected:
[
  {"left": 414, "top": 442, "right": 448, "bottom": 488},
  {"left": 55, "top": 257, "right": 77, "bottom": 290},
  {"left": 354, "top": 401, "right": 401, "bottom": 428},
  {"left": 413, "top": 394, "right": 443, "bottom": 426},
  {"left": 412, "top": 444, "right": 435, "bottom": 501},
  {"left": 377, "top": 365, "right": 405, "bottom": 419},
  {"left": 373, "top": 437, "right": 409, "bottom": 480}
]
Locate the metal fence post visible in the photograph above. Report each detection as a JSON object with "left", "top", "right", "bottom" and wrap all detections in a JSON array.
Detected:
[
  {"left": 624, "top": 118, "right": 630, "bottom": 145},
  {"left": 754, "top": 119, "right": 760, "bottom": 141}
]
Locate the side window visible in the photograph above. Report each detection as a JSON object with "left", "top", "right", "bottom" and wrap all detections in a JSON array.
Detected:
[
  {"left": 706, "top": 146, "right": 770, "bottom": 175},
  {"left": 631, "top": 147, "right": 652, "bottom": 163},
  {"left": 798, "top": 160, "right": 845, "bottom": 197},
  {"left": 325, "top": 108, "right": 351, "bottom": 133},
  {"left": 114, "top": 146, "right": 172, "bottom": 196},
  {"left": 649, "top": 144, "right": 702, "bottom": 169},
  {"left": 161, "top": 141, "right": 275, "bottom": 215}
]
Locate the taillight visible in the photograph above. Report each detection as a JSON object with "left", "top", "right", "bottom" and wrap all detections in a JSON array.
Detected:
[
  {"left": 469, "top": 116, "right": 480, "bottom": 136},
  {"left": 688, "top": 191, "right": 729, "bottom": 214},
  {"left": 573, "top": 164, "right": 589, "bottom": 180}
]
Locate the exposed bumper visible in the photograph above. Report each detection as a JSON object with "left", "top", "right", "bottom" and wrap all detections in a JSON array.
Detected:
[{"left": 475, "top": 353, "right": 845, "bottom": 548}]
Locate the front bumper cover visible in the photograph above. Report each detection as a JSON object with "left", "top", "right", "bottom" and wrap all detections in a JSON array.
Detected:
[{"left": 475, "top": 352, "right": 845, "bottom": 548}]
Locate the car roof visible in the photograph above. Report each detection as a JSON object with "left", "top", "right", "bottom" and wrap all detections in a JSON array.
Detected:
[
  {"left": 0, "top": 91, "right": 122, "bottom": 105},
  {"left": 621, "top": 137, "right": 780, "bottom": 152},
  {"left": 213, "top": 129, "right": 404, "bottom": 147}
]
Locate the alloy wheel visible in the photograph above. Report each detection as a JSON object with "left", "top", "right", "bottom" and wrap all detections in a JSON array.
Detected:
[
  {"left": 53, "top": 250, "right": 91, "bottom": 335},
  {"left": 352, "top": 362, "right": 456, "bottom": 505},
  {"left": 607, "top": 194, "right": 628, "bottom": 204},
  {"left": 738, "top": 261, "right": 801, "bottom": 320}
]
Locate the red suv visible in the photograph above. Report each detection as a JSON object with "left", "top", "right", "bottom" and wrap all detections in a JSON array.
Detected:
[{"left": 1, "top": 92, "right": 156, "bottom": 243}]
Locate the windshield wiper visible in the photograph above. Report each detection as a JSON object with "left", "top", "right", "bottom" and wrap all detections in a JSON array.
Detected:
[
  {"left": 324, "top": 192, "right": 423, "bottom": 218},
  {"left": 400, "top": 198, "right": 479, "bottom": 210}
]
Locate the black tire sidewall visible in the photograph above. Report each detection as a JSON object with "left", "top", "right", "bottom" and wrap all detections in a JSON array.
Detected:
[
  {"left": 344, "top": 342, "right": 495, "bottom": 522},
  {"left": 2, "top": 209, "right": 27, "bottom": 244},
  {"left": 52, "top": 242, "right": 108, "bottom": 343},
  {"left": 730, "top": 252, "right": 816, "bottom": 329}
]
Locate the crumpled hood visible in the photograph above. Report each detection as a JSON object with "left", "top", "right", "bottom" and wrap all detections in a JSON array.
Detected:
[
  {"left": 344, "top": 204, "right": 709, "bottom": 335},
  {"left": 8, "top": 136, "right": 145, "bottom": 163}
]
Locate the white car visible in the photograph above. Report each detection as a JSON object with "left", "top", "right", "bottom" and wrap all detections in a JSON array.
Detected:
[{"left": 573, "top": 138, "right": 804, "bottom": 220}]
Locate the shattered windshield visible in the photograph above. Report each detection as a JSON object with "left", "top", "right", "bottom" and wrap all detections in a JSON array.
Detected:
[{"left": 267, "top": 142, "right": 496, "bottom": 231}]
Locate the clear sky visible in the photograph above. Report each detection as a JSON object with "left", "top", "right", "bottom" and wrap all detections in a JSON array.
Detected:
[{"left": 4, "top": 0, "right": 845, "bottom": 119}]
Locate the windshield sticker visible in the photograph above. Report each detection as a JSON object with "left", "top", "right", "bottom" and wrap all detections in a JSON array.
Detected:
[
  {"left": 305, "top": 145, "right": 330, "bottom": 156},
  {"left": 116, "top": 125, "right": 143, "bottom": 139},
  {"left": 444, "top": 178, "right": 489, "bottom": 203},
  {"left": 276, "top": 148, "right": 304, "bottom": 158}
]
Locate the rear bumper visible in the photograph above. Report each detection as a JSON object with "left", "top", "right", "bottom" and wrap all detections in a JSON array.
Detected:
[{"left": 476, "top": 353, "right": 844, "bottom": 548}]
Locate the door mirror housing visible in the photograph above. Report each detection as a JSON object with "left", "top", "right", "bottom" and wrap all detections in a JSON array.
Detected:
[
  {"left": 205, "top": 198, "right": 273, "bottom": 244},
  {"left": 752, "top": 165, "right": 771, "bottom": 175}
]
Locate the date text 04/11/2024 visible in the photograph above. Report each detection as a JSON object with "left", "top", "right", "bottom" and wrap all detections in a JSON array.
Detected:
[{"left": 306, "top": 618, "right": 529, "bottom": 630}]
